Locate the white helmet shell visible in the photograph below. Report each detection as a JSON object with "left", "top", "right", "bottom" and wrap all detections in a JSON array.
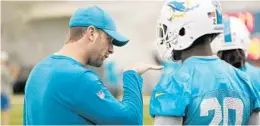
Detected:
[
  {"left": 211, "top": 16, "right": 251, "bottom": 56},
  {"left": 156, "top": 0, "right": 224, "bottom": 60}
]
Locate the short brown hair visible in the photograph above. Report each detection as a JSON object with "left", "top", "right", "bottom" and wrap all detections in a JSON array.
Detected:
[
  {"left": 66, "top": 27, "right": 89, "bottom": 43},
  {"left": 66, "top": 26, "right": 103, "bottom": 44}
]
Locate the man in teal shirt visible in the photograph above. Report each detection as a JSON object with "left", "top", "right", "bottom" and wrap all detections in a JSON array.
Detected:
[{"left": 23, "top": 6, "right": 162, "bottom": 125}]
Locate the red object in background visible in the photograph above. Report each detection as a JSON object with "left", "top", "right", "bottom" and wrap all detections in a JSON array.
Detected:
[
  {"left": 247, "top": 37, "right": 260, "bottom": 60},
  {"left": 225, "top": 12, "right": 254, "bottom": 33}
]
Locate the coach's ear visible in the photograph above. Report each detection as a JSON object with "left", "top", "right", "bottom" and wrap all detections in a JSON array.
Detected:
[{"left": 86, "top": 26, "right": 99, "bottom": 43}]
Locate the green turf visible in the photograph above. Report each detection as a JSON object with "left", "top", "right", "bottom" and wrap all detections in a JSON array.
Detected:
[
  {"left": 143, "top": 104, "right": 154, "bottom": 125},
  {"left": 10, "top": 104, "right": 23, "bottom": 125},
  {"left": 10, "top": 95, "right": 153, "bottom": 125}
]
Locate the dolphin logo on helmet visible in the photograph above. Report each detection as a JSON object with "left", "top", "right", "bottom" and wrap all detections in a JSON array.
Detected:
[
  {"left": 168, "top": 1, "right": 199, "bottom": 12},
  {"left": 167, "top": 0, "right": 199, "bottom": 19}
]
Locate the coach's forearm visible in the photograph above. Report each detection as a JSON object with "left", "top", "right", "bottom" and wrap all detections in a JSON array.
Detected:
[{"left": 121, "top": 70, "right": 143, "bottom": 124}]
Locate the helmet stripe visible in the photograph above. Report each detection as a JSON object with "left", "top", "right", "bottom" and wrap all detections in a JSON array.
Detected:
[{"left": 224, "top": 18, "right": 232, "bottom": 43}]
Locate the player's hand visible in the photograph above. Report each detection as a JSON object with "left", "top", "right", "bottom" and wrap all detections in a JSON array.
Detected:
[{"left": 124, "top": 63, "right": 163, "bottom": 75}]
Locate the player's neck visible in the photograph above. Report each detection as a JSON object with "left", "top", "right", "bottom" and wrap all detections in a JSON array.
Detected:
[{"left": 181, "top": 43, "right": 213, "bottom": 61}]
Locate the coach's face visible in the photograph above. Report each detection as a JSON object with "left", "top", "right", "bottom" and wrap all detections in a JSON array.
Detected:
[{"left": 87, "top": 27, "right": 114, "bottom": 67}]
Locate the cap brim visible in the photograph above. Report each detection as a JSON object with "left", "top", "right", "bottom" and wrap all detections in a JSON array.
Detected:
[{"left": 103, "top": 29, "right": 129, "bottom": 47}]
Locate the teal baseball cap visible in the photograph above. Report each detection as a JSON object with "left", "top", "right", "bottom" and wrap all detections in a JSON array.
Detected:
[{"left": 69, "top": 6, "right": 129, "bottom": 46}]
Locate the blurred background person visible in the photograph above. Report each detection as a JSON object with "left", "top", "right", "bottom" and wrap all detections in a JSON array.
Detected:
[
  {"left": 104, "top": 59, "right": 120, "bottom": 97},
  {"left": 1, "top": 51, "right": 20, "bottom": 125},
  {"left": 247, "top": 37, "right": 260, "bottom": 67}
]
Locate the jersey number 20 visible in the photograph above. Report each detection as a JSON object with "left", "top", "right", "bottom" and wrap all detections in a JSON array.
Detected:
[{"left": 200, "top": 97, "right": 243, "bottom": 125}]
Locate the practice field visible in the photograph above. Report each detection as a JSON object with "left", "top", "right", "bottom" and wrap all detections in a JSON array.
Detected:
[{"left": 10, "top": 95, "right": 154, "bottom": 125}]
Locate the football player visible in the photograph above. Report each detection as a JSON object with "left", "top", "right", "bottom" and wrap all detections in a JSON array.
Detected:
[
  {"left": 149, "top": 0, "right": 260, "bottom": 125},
  {"left": 211, "top": 16, "right": 260, "bottom": 124}
]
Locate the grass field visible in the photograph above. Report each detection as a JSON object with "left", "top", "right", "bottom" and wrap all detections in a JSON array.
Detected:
[{"left": 10, "top": 95, "right": 154, "bottom": 125}]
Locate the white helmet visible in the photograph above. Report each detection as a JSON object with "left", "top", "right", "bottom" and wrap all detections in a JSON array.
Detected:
[
  {"left": 156, "top": 0, "right": 224, "bottom": 60},
  {"left": 211, "top": 16, "right": 251, "bottom": 56}
]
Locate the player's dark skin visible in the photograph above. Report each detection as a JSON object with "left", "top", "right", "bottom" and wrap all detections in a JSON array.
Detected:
[{"left": 173, "top": 34, "right": 218, "bottom": 61}]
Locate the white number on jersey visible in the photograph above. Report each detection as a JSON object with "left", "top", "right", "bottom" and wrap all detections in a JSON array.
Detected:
[{"left": 200, "top": 97, "right": 243, "bottom": 125}]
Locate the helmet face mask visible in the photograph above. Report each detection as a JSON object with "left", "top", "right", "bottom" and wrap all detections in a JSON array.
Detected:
[
  {"left": 156, "top": 22, "right": 189, "bottom": 61},
  {"left": 156, "top": 0, "right": 224, "bottom": 61},
  {"left": 156, "top": 23, "right": 174, "bottom": 61}
]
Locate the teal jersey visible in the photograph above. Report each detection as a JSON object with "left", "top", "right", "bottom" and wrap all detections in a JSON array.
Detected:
[
  {"left": 161, "top": 61, "right": 181, "bottom": 75},
  {"left": 240, "top": 62, "right": 260, "bottom": 93},
  {"left": 24, "top": 55, "right": 143, "bottom": 125},
  {"left": 150, "top": 56, "right": 260, "bottom": 125}
]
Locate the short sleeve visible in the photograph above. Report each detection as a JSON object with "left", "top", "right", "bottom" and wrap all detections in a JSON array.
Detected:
[{"left": 150, "top": 70, "right": 191, "bottom": 117}]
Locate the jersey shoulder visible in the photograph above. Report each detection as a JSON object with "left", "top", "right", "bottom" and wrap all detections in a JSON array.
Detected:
[{"left": 150, "top": 63, "right": 192, "bottom": 117}]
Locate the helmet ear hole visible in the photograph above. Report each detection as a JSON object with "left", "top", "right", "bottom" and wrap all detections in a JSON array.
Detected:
[{"left": 179, "top": 27, "right": 185, "bottom": 36}]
